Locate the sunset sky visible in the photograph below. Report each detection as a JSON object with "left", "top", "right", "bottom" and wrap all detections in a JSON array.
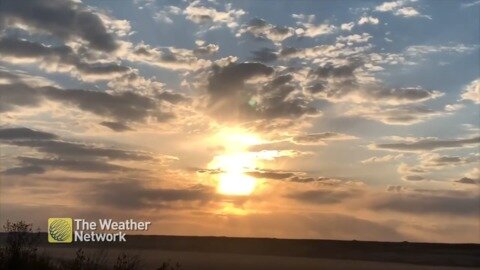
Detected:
[{"left": 0, "top": 0, "right": 479, "bottom": 243}]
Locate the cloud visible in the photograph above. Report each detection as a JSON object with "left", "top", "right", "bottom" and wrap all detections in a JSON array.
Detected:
[
  {"left": 130, "top": 42, "right": 212, "bottom": 70},
  {"left": 394, "top": 153, "right": 479, "bottom": 182},
  {"left": 454, "top": 168, "right": 480, "bottom": 185},
  {"left": 461, "top": 1, "right": 480, "bottom": 8},
  {"left": 193, "top": 42, "right": 219, "bottom": 57},
  {"left": 0, "top": 37, "right": 130, "bottom": 81},
  {"left": 371, "top": 136, "right": 480, "bottom": 152},
  {"left": 206, "top": 62, "right": 318, "bottom": 121},
  {"left": 454, "top": 177, "right": 479, "bottom": 185},
  {"left": 358, "top": 16, "right": 379, "bottom": 25},
  {"left": 327, "top": 85, "right": 442, "bottom": 106},
  {"left": 291, "top": 132, "right": 357, "bottom": 145},
  {"left": 152, "top": 5, "right": 182, "bottom": 24},
  {"left": 405, "top": 44, "right": 477, "bottom": 56},
  {"left": 183, "top": 1, "right": 245, "bottom": 29},
  {"left": 245, "top": 168, "right": 323, "bottom": 182},
  {"left": 0, "top": 127, "right": 57, "bottom": 140},
  {"left": 300, "top": 57, "right": 443, "bottom": 106},
  {"left": 336, "top": 33, "right": 372, "bottom": 45},
  {"left": 375, "top": 0, "right": 431, "bottom": 19},
  {"left": 286, "top": 188, "right": 359, "bottom": 204},
  {"left": 461, "top": 78, "right": 480, "bottom": 104},
  {"left": 340, "top": 22, "right": 355, "bottom": 31},
  {"left": 247, "top": 170, "right": 295, "bottom": 180},
  {"left": 0, "top": 127, "right": 152, "bottom": 160},
  {"left": 85, "top": 180, "right": 215, "bottom": 209},
  {"left": 99, "top": 121, "right": 133, "bottom": 132},
  {"left": 287, "top": 190, "right": 350, "bottom": 204},
  {"left": 361, "top": 154, "right": 404, "bottom": 164},
  {"left": 310, "top": 61, "right": 362, "bottom": 79},
  {"left": 345, "top": 104, "right": 450, "bottom": 125},
  {"left": 420, "top": 153, "right": 480, "bottom": 168},
  {"left": 237, "top": 18, "right": 295, "bottom": 44},
  {"left": 371, "top": 189, "right": 479, "bottom": 216},
  {"left": 3, "top": 165, "right": 46, "bottom": 176},
  {"left": 465, "top": 167, "right": 480, "bottom": 180},
  {"left": 0, "top": 0, "right": 119, "bottom": 52},
  {"left": 0, "top": 75, "right": 174, "bottom": 123},
  {"left": 251, "top": 47, "right": 278, "bottom": 63},
  {"left": 0, "top": 127, "right": 155, "bottom": 175},
  {"left": 8, "top": 156, "right": 133, "bottom": 174},
  {"left": 3, "top": 138, "right": 152, "bottom": 161},
  {"left": 375, "top": 0, "right": 406, "bottom": 12},
  {"left": 40, "top": 86, "right": 169, "bottom": 123},
  {"left": 208, "top": 62, "right": 274, "bottom": 101},
  {"left": 292, "top": 14, "right": 336, "bottom": 38}
]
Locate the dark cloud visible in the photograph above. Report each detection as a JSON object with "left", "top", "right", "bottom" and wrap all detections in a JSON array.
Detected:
[
  {"left": 299, "top": 58, "right": 443, "bottom": 108},
  {"left": 0, "top": 0, "right": 118, "bottom": 52},
  {"left": 306, "top": 81, "right": 327, "bottom": 94},
  {"left": 310, "top": 61, "right": 362, "bottom": 78},
  {"left": 3, "top": 165, "right": 45, "bottom": 176},
  {"left": 0, "top": 127, "right": 57, "bottom": 140},
  {"left": 403, "top": 175, "right": 425, "bottom": 181},
  {"left": 206, "top": 65, "right": 318, "bottom": 121},
  {"left": 289, "top": 176, "right": 317, "bottom": 183},
  {"left": 0, "top": 127, "right": 153, "bottom": 175},
  {"left": 235, "top": 169, "right": 320, "bottom": 183},
  {"left": 373, "top": 137, "right": 480, "bottom": 152},
  {"left": 0, "top": 37, "right": 130, "bottom": 80},
  {"left": 247, "top": 171, "right": 294, "bottom": 180},
  {"left": 251, "top": 48, "right": 278, "bottom": 63},
  {"left": 86, "top": 180, "right": 215, "bottom": 209},
  {"left": 42, "top": 86, "right": 158, "bottom": 122},
  {"left": 0, "top": 82, "right": 44, "bottom": 112},
  {"left": 372, "top": 87, "right": 440, "bottom": 103},
  {"left": 100, "top": 121, "right": 133, "bottom": 132},
  {"left": 156, "top": 90, "right": 189, "bottom": 104},
  {"left": 371, "top": 191, "right": 479, "bottom": 216},
  {"left": 207, "top": 62, "right": 272, "bottom": 119},
  {"left": 131, "top": 44, "right": 208, "bottom": 70},
  {"left": 239, "top": 18, "right": 294, "bottom": 43},
  {"left": 11, "top": 156, "right": 131, "bottom": 174},
  {"left": 347, "top": 105, "right": 449, "bottom": 125},
  {"left": 292, "top": 132, "right": 356, "bottom": 145},
  {"left": 248, "top": 18, "right": 268, "bottom": 28},
  {"left": 208, "top": 62, "right": 274, "bottom": 99},
  {"left": 0, "top": 81, "right": 173, "bottom": 122},
  {"left": 280, "top": 47, "right": 300, "bottom": 57},
  {"left": 286, "top": 189, "right": 356, "bottom": 204},
  {"left": 2, "top": 138, "right": 152, "bottom": 161},
  {"left": 421, "top": 154, "right": 479, "bottom": 168},
  {"left": 454, "top": 177, "right": 479, "bottom": 185}
]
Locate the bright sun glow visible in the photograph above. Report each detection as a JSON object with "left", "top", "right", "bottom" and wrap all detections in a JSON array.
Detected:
[
  {"left": 208, "top": 128, "right": 263, "bottom": 196},
  {"left": 217, "top": 172, "right": 257, "bottom": 196}
]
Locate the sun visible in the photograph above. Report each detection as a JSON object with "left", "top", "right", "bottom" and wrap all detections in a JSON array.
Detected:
[
  {"left": 207, "top": 128, "right": 263, "bottom": 196},
  {"left": 217, "top": 172, "right": 257, "bottom": 196}
]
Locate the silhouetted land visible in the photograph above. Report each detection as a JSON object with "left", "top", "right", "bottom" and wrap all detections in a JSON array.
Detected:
[{"left": 1, "top": 233, "right": 479, "bottom": 268}]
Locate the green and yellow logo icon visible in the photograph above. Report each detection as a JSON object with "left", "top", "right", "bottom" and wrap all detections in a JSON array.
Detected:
[{"left": 48, "top": 218, "right": 72, "bottom": 243}]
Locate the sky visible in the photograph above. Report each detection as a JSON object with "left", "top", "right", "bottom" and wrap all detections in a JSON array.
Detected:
[{"left": 0, "top": 0, "right": 479, "bottom": 243}]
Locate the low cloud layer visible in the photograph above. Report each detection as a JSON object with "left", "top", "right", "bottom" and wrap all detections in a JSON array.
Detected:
[{"left": 371, "top": 136, "right": 480, "bottom": 152}]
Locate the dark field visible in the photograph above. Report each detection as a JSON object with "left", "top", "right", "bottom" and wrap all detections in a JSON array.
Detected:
[{"left": 3, "top": 233, "right": 478, "bottom": 269}]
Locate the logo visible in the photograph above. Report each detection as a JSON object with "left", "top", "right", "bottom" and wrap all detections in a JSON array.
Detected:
[{"left": 48, "top": 218, "right": 72, "bottom": 243}]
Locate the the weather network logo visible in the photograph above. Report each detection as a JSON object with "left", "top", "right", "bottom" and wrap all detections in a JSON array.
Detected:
[{"left": 48, "top": 218, "right": 73, "bottom": 243}]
